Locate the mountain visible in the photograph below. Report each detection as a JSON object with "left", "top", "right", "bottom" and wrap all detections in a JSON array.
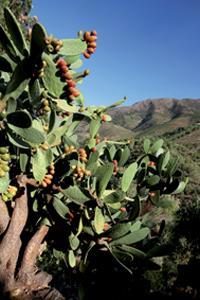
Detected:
[
  {"left": 99, "top": 98, "right": 200, "bottom": 199},
  {"left": 100, "top": 98, "right": 200, "bottom": 139}
]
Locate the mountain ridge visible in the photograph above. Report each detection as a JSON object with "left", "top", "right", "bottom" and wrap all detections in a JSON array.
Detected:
[{"left": 100, "top": 98, "right": 200, "bottom": 139}]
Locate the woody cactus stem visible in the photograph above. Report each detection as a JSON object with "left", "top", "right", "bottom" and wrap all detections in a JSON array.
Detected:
[{"left": 0, "top": 176, "right": 64, "bottom": 300}]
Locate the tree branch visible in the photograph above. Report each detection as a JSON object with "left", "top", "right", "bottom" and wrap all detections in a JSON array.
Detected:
[
  {"left": 0, "top": 176, "right": 29, "bottom": 267},
  {"left": 0, "top": 197, "right": 10, "bottom": 235},
  {"left": 19, "top": 225, "right": 49, "bottom": 275},
  {"left": 32, "top": 287, "right": 65, "bottom": 300},
  {"left": 0, "top": 176, "right": 65, "bottom": 299},
  {"left": 3, "top": 239, "right": 22, "bottom": 292}
]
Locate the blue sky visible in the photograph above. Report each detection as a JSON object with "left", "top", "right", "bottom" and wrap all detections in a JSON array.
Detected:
[{"left": 31, "top": 0, "right": 200, "bottom": 106}]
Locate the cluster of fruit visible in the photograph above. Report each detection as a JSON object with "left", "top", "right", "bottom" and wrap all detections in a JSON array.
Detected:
[
  {"left": 41, "top": 98, "right": 50, "bottom": 113},
  {"left": 45, "top": 36, "right": 63, "bottom": 54},
  {"left": 83, "top": 30, "right": 97, "bottom": 59},
  {"left": 78, "top": 148, "right": 87, "bottom": 162},
  {"left": 32, "top": 60, "right": 47, "bottom": 78},
  {"left": 89, "top": 135, "right": 101, "bottom": 153},
  {"left": 36, "top": 90, "right": 51, "bottom": 116},
  {"left": 0, "top": 147, "right": 10, "bottom": 178},
  {"left": 1, "top": 185, "right": 17, "bottom": 202},
  {"left": 72, "top": 165, "right": 91, "bottom": 181},
  {"left": 64, "top": 145, "right": 76, "bottom": 155},
  {"left": 40, "top": 163, "right": 55, "bottom": 188},
  {"left": 95, "top": 134, "right": 101, "bottom": 145},
  {"left": 112, "top": 160, "right": 118, "bottom": 176},
  {"left": 56, "top": 58, "right": 80, "bottom": 102}
]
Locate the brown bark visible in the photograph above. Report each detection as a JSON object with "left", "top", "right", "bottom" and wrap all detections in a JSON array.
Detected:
[
  {"left": 0, "top": 176, "right": 65, "bottom": 300},
  {"left": 0, "top": 197, "right": 10, "bottom": 234}
]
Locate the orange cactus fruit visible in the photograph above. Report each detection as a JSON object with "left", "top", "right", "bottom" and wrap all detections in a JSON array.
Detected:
[
  {"left": 83, "top": 51, "right": 91, "bottom": 59},
  {"left": 69, "top": 87, "right": 80, "bottom": 97},
  {"left": 88, "top": 41, "right": 97, "bottom": 49},
  {"left": 49, "top": 169, "right": 55, "bottom": 175},
  {"left": 84, "top": 31, "right": 91, "bottom": 41},
  {"left": 87, "top": 35, "right": 97, "bottom": 42},
  {"left": 41, "top": 181, "right": 48, "bottom": 188},
  {"left": 120, "top": 207, "right": 127, "bottom": 212},
  {"left": 64, "top": 71, "right": 72, "bottom": 80},
  {"left": 40, "top": 143, "right": 49, "bottom": 150},
  {"left": 95, "top": 137, "right": 100, "bottom": 144},
  {"left": 103, "top": 223, "right": 110, "bottom": 231},
  {"left": 87, "top": 47, "right": 95, "bottom": 54},
  {"left": 101, "top": 115, "right": 107, "bottom": 122},
  {"left": 43, "top": 178, "right": 52, "bottom": 185},
  {"left": 91, "top": 30, "right": 97, "bottom": 36},
  {"left": 45, "top": 174, "right": 53, "bottom": 180},
  {"left": 148, "top": 161, "right": 156, "bottom": 167},
  {"left": 56, "top": 58, "right": 66, "bottom": 68},
  {"left": 66, "top": 80, "right": 76, "bottom": 87},
  {"left": 149, "top": 192, "right": 156, "bottom": 197},
  {"left": 85, "top": 170, "right": 92, "bottom": 176}
]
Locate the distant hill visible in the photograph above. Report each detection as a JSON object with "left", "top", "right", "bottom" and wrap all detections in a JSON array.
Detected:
[
  {"left": 100, "top": 98, "right": 200, "bottom": 139},
  {"left": 99, "top": 98, "right": 200, "bottom": 199}
]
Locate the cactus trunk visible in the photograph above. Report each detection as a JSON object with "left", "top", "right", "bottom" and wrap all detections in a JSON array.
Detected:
[{"left": 0, "top": 176, "right": 65, "bottom": 300}]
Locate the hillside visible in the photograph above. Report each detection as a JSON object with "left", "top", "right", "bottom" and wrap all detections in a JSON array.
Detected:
[
  {"left": 99, "top": 98, "right": 200, "bottom": 198},
  {"left": 99, "top": 98, "right": 200, "bottom": 139}
]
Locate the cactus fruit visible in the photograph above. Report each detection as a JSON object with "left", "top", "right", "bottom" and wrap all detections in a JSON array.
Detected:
[
  {"left": 113, "top": 159, "right": 118, "bottom": 175},
  {"left": 83, "top": 69, "right": 90, "bottom": 77},
  {"left": 40, "top": 173, "right": 53, "bottom": 188},
  {"left": 83, "top": 51, "right": 90, "bottom": 59},
  {"left": 73, "top": 165, "right": 91, "bottom": 181},
  {"left": 38, "top": 98, "right": 51, "bottom": 115},
  {"left": 78, "top": 148, "right": 87, "bottom": 162},
  {"left": 103, "top": 223, "right": 110, "bottom": 231},
  {"left": 95, "top": 136, "right": 100, "bottom": 145},
  {"left": 0, "top": 147, "right": 9, "bottom": 154},
  {"left": 66, "top": 80, "right": 76, "bottom": 88},
  {"left": 101, "top": 114, "right": 107, "bottom": 122},
  {"left": 149, "top": 192, "right": 156, "bottom": 197},
  {"left": 2, "top": 185, "right": 17, "bottom": 201},
  {"left": 64, "top": 145, "right": 76, "bottom": 154},
  {"left": 120, "top": 207, "right": 127, "bottom": 212},
  {"left": 45, "top": 36, "right": 63, "bottom": 54},
  {"left": 148, "top": 161, "right": 156, "bottom": 167},
  {"left": 40, "top": 143, "right": 49, "bottom": 150},
  {"left": 0, "top": 148, "right": 10, "bottom": 178},
  {"left": 49, "top": 163, "right": 55, "bottom": 175},
  {"left": 55, "top": 57, "right": 80, "bottom": 102},
  {"left": 32, "top": 59, "right": 47, "bottom": 79},
  {"left": 83, "top": 30, "right": 97, "bottom": 59}
]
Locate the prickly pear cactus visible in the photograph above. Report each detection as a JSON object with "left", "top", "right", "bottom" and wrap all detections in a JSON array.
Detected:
[{"left": 0, "top": 7, "right": 187, "bottom": 291}]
